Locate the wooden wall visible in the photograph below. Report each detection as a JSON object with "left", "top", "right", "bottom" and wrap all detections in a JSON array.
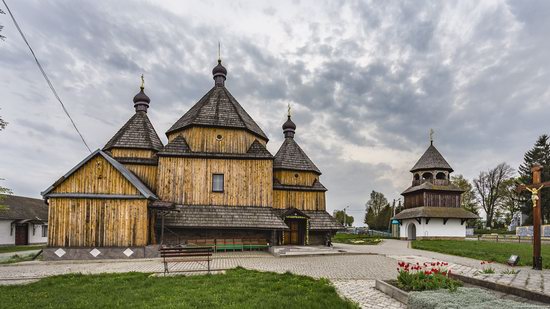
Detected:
[
  {"left": 48, "top": 198, "right": 148, "bottom": 247},
  {"left": 274, "top": 170, "right": 319, "bottom": 186},
  {"left": 273, "top": 190, "right": 326, "bottom": 210},
  {"left": 168, "top": 127, "right": 267, "bottom": 153},
  {"left": 110, "top": 148, "right": 155, "bottom": 158},
  {"left": 52, "top": 155, "right": 139, "bottom": 195},
  {"left": 157, "top": 157, "right": 273, "bottom": 206},
  {"left": 404, "top": 192, "right": 461, "bottom": 208},
  {"left": 124, "top": 164, "right": 157, "bottom": 191}
]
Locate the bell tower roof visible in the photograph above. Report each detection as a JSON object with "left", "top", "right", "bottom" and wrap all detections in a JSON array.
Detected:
[{"left": 410, "top": 143, "right": 453, "bottom": 173}]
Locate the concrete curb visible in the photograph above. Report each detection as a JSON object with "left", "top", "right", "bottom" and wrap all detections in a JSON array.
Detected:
[
  {"left": 449, "top": 273, "right": 550, "bottom": 304},
  {"left": 374, "top": 279, "right": 408, "bottom": 304}
]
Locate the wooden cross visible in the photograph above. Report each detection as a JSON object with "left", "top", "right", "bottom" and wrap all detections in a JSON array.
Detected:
[{"left": 516, "top": 164, "right": 550, "bottom": 270}]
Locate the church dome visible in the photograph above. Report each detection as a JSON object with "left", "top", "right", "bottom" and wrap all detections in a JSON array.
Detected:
[
  {"left": 282, "top": 116, "right": 296, "bottom": 131},
  {"left": 133, "top": 88, "right": 150, "bottom": 104},
  {"left": 212, "top": 59, "right": 227, "bottom": 76}
]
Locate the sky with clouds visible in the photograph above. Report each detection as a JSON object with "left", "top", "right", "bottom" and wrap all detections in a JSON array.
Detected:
[{"left": 1, "top": 0, "right": 550, "bottom": 225}]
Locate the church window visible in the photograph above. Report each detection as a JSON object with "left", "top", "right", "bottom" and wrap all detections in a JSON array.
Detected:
[
  {"left": 216, "top": 134, "right": 223, "bottom": 141},
  {"left": 414, "top": 174, "right": 420, "bottom": 181},
  {"left": 212, "top": 174, "right": 224, "bottom": 192},
  {"left": 42, "top": 225, "right": 48, "bottom": 237},
  {"left": 294, "top": 173, "right": 299, "bottom": 178},
  {"left": 436, "top": 172, "right": 446, "bottom": 180}
]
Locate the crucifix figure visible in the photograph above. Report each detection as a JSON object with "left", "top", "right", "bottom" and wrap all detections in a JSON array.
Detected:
[{"left": 516, "top": 164, "right": 550, "bottom": 270}]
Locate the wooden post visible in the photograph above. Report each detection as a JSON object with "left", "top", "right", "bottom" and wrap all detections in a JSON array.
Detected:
[
  {"left": 532, "top": 165, "right": 543, "bottom": 270},
  {"left": 160, "top": 211, "right": 165, "bottom": 246}
]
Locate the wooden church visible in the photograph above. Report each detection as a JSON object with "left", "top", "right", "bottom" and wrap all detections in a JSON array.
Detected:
[
  {"left": 393, "top": 139, "right": 478, "bottom": 240},
  {"left": 41, "top": 58, "right": 341, "bottom": 259}
]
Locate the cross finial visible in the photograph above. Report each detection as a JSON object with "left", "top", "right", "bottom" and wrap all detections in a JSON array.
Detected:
[
  {"left": 429, "top": 128, "right": 434, "bottom": 145},
  {"left": 218, "top": 41, "right": 221, "bottom": 62},
  {"left": 287, "top": 103, "right": 291, "bottom": 117},
  {"left": 140, "top": 74, "right": 145, "bottom": 90}
]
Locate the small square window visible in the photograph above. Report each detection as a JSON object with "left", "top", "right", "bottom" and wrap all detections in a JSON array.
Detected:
[
  {"left": 42, "top": 225, "right": 48, "bottom": 238},
  {"left": 212, "top": 174, "right": 224, "bottom": 192}
]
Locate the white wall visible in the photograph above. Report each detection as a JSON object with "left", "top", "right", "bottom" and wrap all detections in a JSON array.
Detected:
[
  {"left": 0, "top": 220, "right": 15, "bottom": 245},
  {"left": 28, "top": 223, "right": 48, "bottom": 244},
  {"left": 0, "top": 221, "right": 47, "bottom": 245},
  {"left": 400, "top": 218, "right": 466, "bottom": 239}
]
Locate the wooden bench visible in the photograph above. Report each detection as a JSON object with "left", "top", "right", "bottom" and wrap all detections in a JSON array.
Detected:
[{"left": 159, "top": 246, "right": 213, "bottom": 275}]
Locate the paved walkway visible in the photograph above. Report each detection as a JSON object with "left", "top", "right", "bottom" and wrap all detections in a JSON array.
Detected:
[{"left": 0, "top": 240, "right": 547, "bottom": 308}]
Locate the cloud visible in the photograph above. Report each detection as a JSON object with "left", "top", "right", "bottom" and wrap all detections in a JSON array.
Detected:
[{"left": 1, "top": 0, "right": 550, "bottom": 226}]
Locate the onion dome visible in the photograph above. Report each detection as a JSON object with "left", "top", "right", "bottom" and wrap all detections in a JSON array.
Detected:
[
  {"left": 212, "top": 59, "right": 227, "bottom": 86},
  {"left": 282, "top": 115, "right": 296, "bottom": 139},
  {"left": 133, "top": 75, "right": 150, "bottom": 112}
]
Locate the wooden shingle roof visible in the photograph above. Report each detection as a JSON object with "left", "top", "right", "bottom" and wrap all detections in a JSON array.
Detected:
[
  {"left": 393, "top": 206, "right": 478, "bottom": 220},
  {"left": 166, "top": 86, "right": 268, "bottom": 141},
  {"left": 0, "top": 195, "right": 48, "bottom": 221},
  {"left": 104, "top": 112, "right": 163, "bottom": 152},
  {"left": 274, "top": 138, "right": 321, "bottom": 174},
  {"left": 162, "top": 205, "right": 288, "bottom": 230},
  {"left": 410, "top": 143, "right": 453, "bottom": 172}
]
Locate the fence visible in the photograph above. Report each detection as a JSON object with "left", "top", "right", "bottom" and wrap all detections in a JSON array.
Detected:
[{"left": 466, "top": 234, "right": 550, "bottom": 244}]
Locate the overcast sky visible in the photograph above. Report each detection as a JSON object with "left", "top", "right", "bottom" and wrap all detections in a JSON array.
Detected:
[{"left": 1, "top": 1, "right": 550, "bottom": 226}]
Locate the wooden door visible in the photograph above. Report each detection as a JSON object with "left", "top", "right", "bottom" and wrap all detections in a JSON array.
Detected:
[
  {"left": 290, "top": 221, "right": 299, "bottom": 245},
  {"left": 15, "top": 224, "right": 28, "bottom": 245}
]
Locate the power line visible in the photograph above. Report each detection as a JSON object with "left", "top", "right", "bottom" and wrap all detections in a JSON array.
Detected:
[{"left": 2, "top": 0, "right": 91, "bottom": 152}]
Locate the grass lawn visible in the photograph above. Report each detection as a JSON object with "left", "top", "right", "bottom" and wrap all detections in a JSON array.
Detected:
[
  {"left": 0, "top": 245, "right": 45, "bottom": 254},
  {"left": 412, "top": 240, "right": 550, "bottom": 268},
  {"left": 332, "top": 233, "right": 382, "bottom": 245},
  {"left": 0, "top": 268, "right": 358, "bottom": 309}
]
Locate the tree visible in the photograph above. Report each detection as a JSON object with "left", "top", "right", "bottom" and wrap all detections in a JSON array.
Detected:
[
  {"left": 499, "top": 178, "right": 523, "bottom": 226},
  {"left": 0, "top": 9, "right": 5, "bottom": 41},
  {"left": 365, "top": 190, "right": 388, "bottom": 220},
  {"left": 334, "top": 210, "right": 354, "bottom": 227},
  {"left": 473, "top": 163, "right": 515, "bottom": 228},
  {"left": 0, "top": 113, "right": 11, "bottom": 210},
  {"left": 518, "top": 135, "right": 550, "bottom": 223},
  {"left": 374, "top": 204, "right": 392, "bottom": 231},
  {"left": 451, "top": 174, "right": 479, "bottom": 215}
]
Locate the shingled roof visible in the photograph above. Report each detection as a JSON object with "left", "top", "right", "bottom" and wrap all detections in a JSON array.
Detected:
[
  {"left": 393, "top": 206, "right": 479, "bottom": 220},
  {"left": 410, "top": 143, "right": 453, "bottom": 173},
  {"left": 104, "top": 112, "right": 163, "bottom": 152},
  {"left": 401, "top": 181, "right": 464, "bottom": 195},
  {"left": 0, "top": 195, "right": 48, "bottom": 222},
  {"left": 273, "top": 209, "right": 343, "bottom": 231},
  {"left": 274, "top": 138, "right": 321, "bottom": 174},
  {"left": 166, "top": 86, "right": 268, "bottom": 141},
  {"left": 162, "top": 205, "right": 288, "bottom": 230}
]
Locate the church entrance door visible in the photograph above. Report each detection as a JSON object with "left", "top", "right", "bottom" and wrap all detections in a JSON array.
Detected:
[
  {"left": 283, "top": 219, "right": 306, "bottom": 245},
  {"left": 407, "top": 223, "right": 416, "bottom": 241}
]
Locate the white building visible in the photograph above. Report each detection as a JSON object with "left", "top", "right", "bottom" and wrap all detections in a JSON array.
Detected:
[
  {"left": 0, "top": 195, "right": 48, "bottom": 245},
  {"left": 393, "top": 141, "right": 478, "bottom": 240}
]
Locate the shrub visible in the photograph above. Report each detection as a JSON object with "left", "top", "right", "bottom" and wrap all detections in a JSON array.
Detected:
[{"left": 396, "top": 261, "right": 462, "bottom": 292}]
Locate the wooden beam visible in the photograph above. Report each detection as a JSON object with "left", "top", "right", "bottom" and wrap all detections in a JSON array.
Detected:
[
  {"left": 461, "top": 219, "right": 467, "bottom": 225},
  {"left": 425, "top": 218, "right": 430, "bottom": 225},
  {"left": 415, "top": 218, "right": 421, "bottom": 224},
  {"left": 443, "top": 218, "right": 448, "bottom": 225}
]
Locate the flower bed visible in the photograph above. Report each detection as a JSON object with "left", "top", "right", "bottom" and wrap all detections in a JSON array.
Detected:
[{"left": 393, "top": 261, "right": 462, "bottom": 292}]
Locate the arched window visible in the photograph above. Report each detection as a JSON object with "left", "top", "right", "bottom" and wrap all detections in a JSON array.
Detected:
[
  {"left": 414, "top": 174, "right": 420, "bottom": 181},
  {"left": 436, "top": 172, "right": 446, "bottom": 180},
  {"left": 422, "top": 172, "right": 433, "bottom": 180}
]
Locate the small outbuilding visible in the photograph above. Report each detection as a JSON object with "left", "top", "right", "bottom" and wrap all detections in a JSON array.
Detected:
[
  {"left": 0, "top": 195, "right": 48, "bottom": 245},
  {"left": 394, "top": 140, "right": 478, "bottom": 240}
]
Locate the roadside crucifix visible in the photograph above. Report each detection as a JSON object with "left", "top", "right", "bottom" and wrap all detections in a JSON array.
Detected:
[{"left": 516, "top": 164, "right": 550, "bottom": 270}]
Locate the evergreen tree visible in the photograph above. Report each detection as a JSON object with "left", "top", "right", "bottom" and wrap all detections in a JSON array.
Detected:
[{"left": 518, "top": 135, "right": 550, "bottom": 223}]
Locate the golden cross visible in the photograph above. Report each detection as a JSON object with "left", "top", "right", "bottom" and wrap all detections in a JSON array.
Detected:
[
  {"left": 287, "top": 103, "right": 291, "bottom": 117},
  {"left": 140, "top": 74, "right": 145, "bottom": 90},
  {"left": 429, "top": 129, "right": 434, "bottom": 144},
  {"left": 218, "top": 41, "right": 221, "bottom": 61}
]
